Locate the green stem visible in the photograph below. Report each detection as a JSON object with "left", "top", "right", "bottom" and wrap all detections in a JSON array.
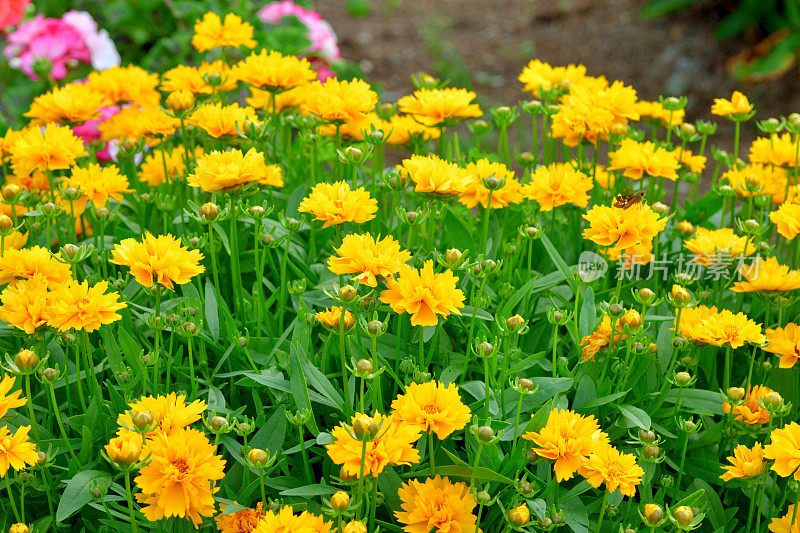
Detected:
[
  {"left": 297, "top": 424, "right": 313, "bottom": 484},
  {"left": 5, "top": 477, "right": 20, "bottom": 522},
  {"left": 428, "top": 431, "right": 436, "bottom": 475},
  {"left": 124, "top": 470, "right": 139, "bottom": 533},
  {"left": 339, "top": 310, "right": 352, "bottom": 417},
  {"left": 480, "top": 191, "right": 494, "bottom": 256},
  {"left": 596, "top": 490, "right": 609, "bottom": 533},
  {"left": 24, "top": 376, "right": 39, "bottom": 442},
  {"left": 48, "top": 383, "right": 78, "bottom": 463}
]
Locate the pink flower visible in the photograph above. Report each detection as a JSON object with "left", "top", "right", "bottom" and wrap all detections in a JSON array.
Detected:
[
  {"left": 4, "top": 11, "right": 119, "bottom": 80},
  {"left": 0, "top": 0, "right": 30, "bottom": 29},
  {"left": 258, "top": 1, "right": 341, "bottom": 62},
  {"left": 73, "top": 105, "right": 119, "bottom": 162}
]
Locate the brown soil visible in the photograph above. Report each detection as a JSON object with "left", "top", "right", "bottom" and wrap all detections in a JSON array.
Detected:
[{"left": 318, "top": 0, "right": 800, "bottom": 149}]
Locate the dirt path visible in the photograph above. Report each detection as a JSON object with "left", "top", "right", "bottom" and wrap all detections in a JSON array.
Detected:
[{"left": 319, "top": 0, "right": 800, "bottom": 148}]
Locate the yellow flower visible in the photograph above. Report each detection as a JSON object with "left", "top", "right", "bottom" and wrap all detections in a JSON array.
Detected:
[
  {"left": 769, "top": 504, "right": 800, "bottom": 533},
  {"left": 551, "top": 88, "right": 614, "bottom": 147},
  {"left": 721, "top": 443, "right": 765, "bottom": 481},
  {"left": 215, "top": 502, "right": 263, "bottom": 533},
  {"left": 327, "top": 233, "right": 411, "bottom": 287},
  {"left": 711, "top": 90, "right": 754, "bottom": 117},
  {"left": 104, "top": 435, "right": 144, "bottom": 466},
  {"left": 99, "top": 106, "right": 179, "bottom": 143},
  {"left": 314, "top": 307, "right": 355, "bottom": 330},
  {"left": 233, "top": 50, "right": 316, "bottom": 91},
  {"left": 326, "top": 411, "right": 421, "bottom": 478},
  {"left": 300, "top": 78, "right": 378, "bottom": 124},
  {"left": 518, "top": 59, "right": 604, "bottom": 94},
  {"left": 390, "top": 381, "right": 471, "bottom": 439},
  {"left": 522, "top": 408, "right": 609, "bottom": 482},
  {"left": 522, "top": 162, "right": 593, "bottom": 211},
  {"left": 750, "top": 133, "right": 800, "bottom": 168},
  {"left": 732, "top": 256, "right": 800, "bottom": 293},
  {"left": 161, "top": 62, "right": 239, "bottom": 95},
  {"left": 252, "top": 506, "right": 332, "bottom": 533},
  {"left": 298, "top": 181, "right": 377, "bottom": 228},
  {"left": 395, "top": 476, "right": 477, "bottom": 533},
  {"left": 771, "top": 202, "right": 800, "bottom": 240},
  {"left": 684, "top": 227, "right": 752, "bottom": 267},
  {"left": 0, "top": 375, "right": 25, "bottom": 419},
  {"left": 580, "top": 315, "right": 628, "bottom": 361},
  {"left": 46, "top": 280, "right": 125, "bottom": 332},
  {"left": 188, "top": 102, "right": 258, "bottom": 139},
  {"left": 0, "top": 245, "right": 72, "bottom": 286},
  {"left": 380, "top": 261, "right": 465, "bottom": 327},
  {"left": 608, "top": 240, "right": 654, "bottom": 268},
  {"left": 11, "top": 124, "right": 86, "bottom": 176},
  {"left": 582, "top": 203, "right": 666, "bottom": 249},
  {"left": 191, "top": 12, "right": 256, "bottom": 52},
  {"left": 1, "top": 232, "right": 28, "bottom": 254},
  {"left": 678, "top": 306, "right": 765, "bottom": 349},
  {"left": 396, "top": 154, "right": 469, "bottom": 196},
  {"left": 723, "top": 164, "right": 788, "bottom": 204},
  {"left": 110, "top": 233, "right": 205, "bottom": 290},
  {"left": 25, "top": 82, "right": 106, "bottom": 125},
  {"left": 259, "top": 165, "right": 284, "bottom": 188},
  {"left": 139, "top": 147, "right": 203, "bottom": 187},
  {"left": 0, "top": 425, "right": 38, "bottom": 477},
  {"left": 247, "top": 87, "right": 303, "bottom": 113},
  {"left": 135, "top": 427, "right": 226, "bottom": 527},
  {"left": 608, "top": 139, "right": 680, "bottom": 181},
  {"left": 678, "top": 149, "right": 706, "bottom": 174},
  {"left": 86, "top": 65, "right": 161, "bottom": 107},
  {"left": 384, "top": 114, "right": 441, "bottom": 145},
  {"left": 764, "top": 323, "right": 800, "bottom": 368},
  {"left": 187, "top": 148, "right": 267, "bottom": 192},
  {"left": 722, "top": 385, "right": 775, "bottom": 425},
  {"left": 397, "top": 87, "right": 482, "bottom": 127},
  {"left": 62, "top": 163, "right": 132, "bottom": 211},
  {"left": 635, "top": 100, "right": 685, "bottom": 127},
  {"left": 0, "top": 275, "right": 51, "bottom": 334},
  {"left": 578, "top": 443, "right": 644, "bottom": 497},
  {"left": 765, "top": 422, "right": 800, "bottom": 480},
  {"left": 117, "top": 393, "right": 206, "bottom": 440},
  {"left": 459, "top": 159, "right": 523, "bottom": 209}
]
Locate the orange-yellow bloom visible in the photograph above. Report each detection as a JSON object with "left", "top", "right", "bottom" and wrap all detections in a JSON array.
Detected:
[
  {"left": 396, "top": 154, "right": 469, "bottom": 196},
  {"left": 459, "top": 159, "right": 522, "bottom": 209},
  {"left": 722, "top": 385, "right": 775, "bottom": 425},
  {"left": 732, "top": 256, "right": 800, "bottom": 293},
  {"left": 522, "top": 162, "right": 593, "bottom": 211},
  {"left": 47, "top": 280, "right": 125, "bottom": 332},
  {"left": 582, "top": 203, "right": 666, "bottom": 249},
  {"left": 0, "top": 245, "right": 72, "bottom": 287},
  {"left": 327, "top": 233, "right": 410, "bottom": 287},
  {"left": 608, "top": 139, "right": 680, "bottom": 181},
  {"left": 712, "top": 91, "right": 754, "bottom": 117},
  {"left": 110, "top": 233, "right": 205, "bottom": 290},
  {"left": 0, "top": 375, "right": 25, "bottom": 420},
  {"left": 522, "top": 408, "right": 609, "bottom": 481},
  {"left": 0, "top": 425, "right": 38, "bottom": 477},
  {"left": 397, "top": 88, "right": 482, "bottom": 127},
  {"left": 380, "top": 261, "right": 464, "bottom": 327},
  {"left": 0, "top": 274, "right": 52, "bottom": 334},
  {"left": 764, "top": 323, "right": 800, "bottom": 368},
  {"left": 187, "top": 148, "right": 267, "bottom": 192},
  {"left": 578, "top": 443, "right": 644, "bottom": 496},
  {"left": 191, "top": 12, "right": 256, "bottom": 52},
  {"left": 390, "top": 381, "right": 471, "bottom": 439},
  {"left": 298, "top": 181, "right": 377, "bottom": 228},
  {"left": 721, "top": 443, "right": 765, "bottom": 481},
  {"left": 395, "top": 476, "right": 477, "bottom": 533},
  {"left": 771, "top": 202, "right": 800, "bottom": 240},
  {"left": 765, "top": 422, "right": 800, "bottom": 480}
]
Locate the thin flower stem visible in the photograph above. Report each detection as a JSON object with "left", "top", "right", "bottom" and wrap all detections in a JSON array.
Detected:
[
  {"left": 480, "top": 192, "right": 494, "bottom": 256},
  {"left": 24, "top": 375, "right": 39, "bottom": 442},
  {"left": 228, "top": 199, "right": 245, "bottom": 317},
  {"left": 5, "top": 476, "right": 21, "bottom": 522},
  {"left": 511, "top": 391, "right": 525, "bottom": 457},
  {"left": 596, "top": 490, "right": 609, "bottom": 533},
  {"left": 277, "top": 229, "right": 293, "bottom": 333},
  {"left": 339, "top": 312, "right": 352, "bottom": 417},
  {"left": 296, "top": 424, "right": 313, "bottom": 484},
  {"left": 483, "top": 356, "right": 491, "bottom": 419},
  {"left": 428, "top": 431, "right": 436, "bottom": 475},
  {"left": 674, "top": 429, "right": 690, "bottom": 498},
  {"left": 124, "top": 470, "right": 139, "bottom": 533},
  {"left": 48, "top": 382, "right": 78, "bottom": 463},
  {"left": 469, "top": 443, "right": 484, "bottom": 488}
]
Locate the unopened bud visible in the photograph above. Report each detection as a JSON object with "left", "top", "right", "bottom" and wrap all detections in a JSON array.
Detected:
[
  {"left": 248, "top": 448, "right": 269, "bottom": 466},
  {"left": 673, "top": 506, "right": 694, "bottom": 527},
  {"left": 330, "top": 490, "right": 350, "bottom": 510},
  {"left": 199, "top": 202, "right": 219, "bottom": 221}
]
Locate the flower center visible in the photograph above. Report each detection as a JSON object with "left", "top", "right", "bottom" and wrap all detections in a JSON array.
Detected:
[
  {"left": 723, "top": 325, "right": 739, "bottom": 338},
  {"left": 171, "top": 458, "right": 190, "bottom": 474},
  {"left": 422, "top": 404, "right": 441, "bottom": 415}
]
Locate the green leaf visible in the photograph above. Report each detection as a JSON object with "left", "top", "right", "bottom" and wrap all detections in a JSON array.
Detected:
[
  {"left": 204, "top": 280, "right": 220, "bottom": 340},
  {"left": 279, "top": 484, "right": 336, "bottom": 497},
  {"left": 412, "top": 465, "right": 514, "bottom": 485},
  {"left": 641, "top": 0, "right": 695, "bottom": 18},
  {"left": 540, "top": 233, "right": 577, "bottom": 292},
  {"left": 56, "top": 470, "right": 112, "bottom": 521},
  {"left": 616, "top": 405, "right": 651, "bottom": 429},
  {"left": 377, "top": 467, "right": 404, "bottom": 512},
  {"left": 578, "top": 287, "right": 596, "bottom": 337},
  {"left": 576, "top": 390, "right": 629, "bottom": 410}
]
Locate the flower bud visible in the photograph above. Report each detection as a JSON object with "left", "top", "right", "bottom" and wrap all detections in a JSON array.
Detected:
[
  {"left": 1, "top": 183, "right": 20, "bottom": 200},
  {"left": 249, "top": 206, "right": 265, "bottom": 218},
  {"left": 339, "top": 285, "right": 358, "bottom": 302},
  {"left": 680, "top": 123, "right": 697, "bottom": 137},
  {"left": 518, "top": 378, "right": 534, "bottom": 391},
  {"left": 476, "top": 490, "right": 491, "bottom": 505},
  {"left": 343, "top": 521, "right": 367, "bottom": 533},
  {"left": 518, "top": 479, "right": 533, "bottom": 495},
  {"left": 508, "top": 504, "right": 530, "bottom": 525},
  {"left": 506, "top": 314, "right": 525, "bottom": 331},
  {"left": 14, "top": 349, "right": 38, "bottom": 371},
  {"left": 620, "top": 309, "right": 642, "bottom": 331},
  {"left": 352, "top": 416, "right": 378, "bottom": 441},
  {"left": 0, "top": 215, "right": 13, "bottom": 232},
  {"left": 248, "top": 448, "right": 269, "bottom": 466},
  {"left": 639, "top": 429, "right": 656, "bottom": 442},
  {"left": 651, "top": 202, "right": 669, "bottom": 214},
  {"left": 642, "top": 445, "right": 660, "bottom": 458},
  {"left": 683, "top": 419, "right": 697, "bottom": 431},
  {"left": 105, "top": 436, "right": 142, "bottom": 466},
  {"left": 610, "top": 123, "right": 628, "bottom": 137},
  {"left": 675, "top": 371, "right": 692, "bottom": 385},
  {"left": 673, "top": 506, "right": 694, "bottom": 527},
  {"left": 41, "top": 202, "right": 56, "bottom": 215},
  {"left": 485, "top": 176, "right": 502, "bottom": 189},
  {"left": 166, "top": 90, "right": 195, "bottom": 112},
  {"left": 661, "top": 474, "right": 674, "bottom": 488},
  {"left": 445, "top": 248, "right": 462, "bottom": 265},
  {"left": 477, "top": 341, "right": 494, "bottom": 357},
  {"left": 331, "top": 490, "right": 350, "bottom": 510},
  {"left": 475, "top": 425, "right": 495, "bottom": 443},
  {"left": 131, "top": 410, "right": 154, "bottom": 430},
  {"left": 524, "top": 226, "right": 539, "bottom": 239},
  {"left": 608, "top": 303, "right": 625, "bottom": 317},
  {"left": 526, "top": 447, "right": 539, "bottom": 462},
  {"left": 763, "top": 392, "right": 783, "bottom": 409},
  {"left": 199, "top": 202, "right": 219, "bottom": 221},
  {"left": 356, "top": 359, "right": 373, "bottom": 375},
  {"left": 671, "top": 285, "right": 691, "bottom": 305},
  {"left": 643, "top": 503, "right": 664, "bottom": 526},
  {"left": 41, "top": 367, "right": 58, "bottom": 382},
  {"left": 676, "top": 220, "right": 694, "bottom": 235},
  {"left": 727, "top": 387, "right": 745, "bottom": 401},
  {"left": 406, "top": 211, "right": 419, "bottom": 224},
  {"left": 209, "top": 416, "right": 228, "bottom": 433},
  {"left": 344, "top": 146, "right": 363, "bottom": 162},
  {"left": 648, "top": 343, "right": 658, "bottom": 354},
  {"left": 538, "top": 517, "right": 553, "bottom": 529},
  {"left": 638, "top": 288, "right": 655, "bottom": 303}
]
